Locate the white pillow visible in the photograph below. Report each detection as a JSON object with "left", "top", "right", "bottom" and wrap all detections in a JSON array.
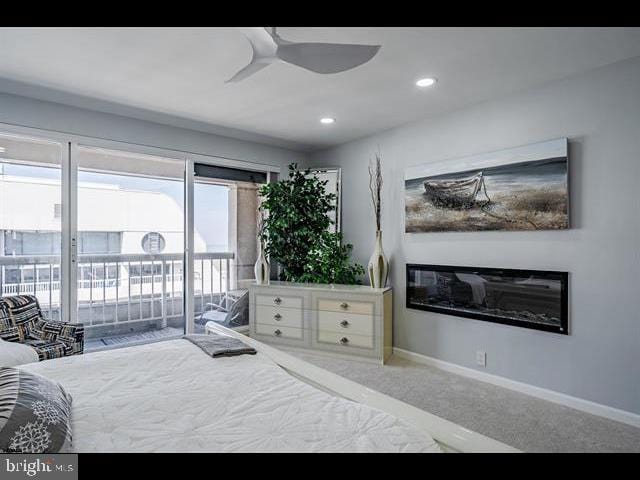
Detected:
[{"left": 0, "top": 338, "right": 39, "bottom": 367}]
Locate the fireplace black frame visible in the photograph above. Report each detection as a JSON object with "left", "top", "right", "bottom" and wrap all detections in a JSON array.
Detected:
[{"left": 406, "top": 263, "right": 569, "bottom": 334}]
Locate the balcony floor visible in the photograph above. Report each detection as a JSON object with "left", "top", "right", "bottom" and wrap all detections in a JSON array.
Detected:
[{"left": 85, "top": 326, "right": 194, "bottom": 352}]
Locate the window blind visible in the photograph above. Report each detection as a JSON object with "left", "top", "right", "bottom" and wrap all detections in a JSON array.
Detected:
[{"left": 194, "top": 163, "right": 267, "bottom": 184}]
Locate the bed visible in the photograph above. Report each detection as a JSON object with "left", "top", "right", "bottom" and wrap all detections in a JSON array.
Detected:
[{"left": 17, "top": 326, "right": 518, "bottom": 453}]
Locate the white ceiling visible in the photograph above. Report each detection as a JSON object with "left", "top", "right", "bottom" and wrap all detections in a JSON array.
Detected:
[{"left": 1, "top": 27, "right": 639, "bottom": 152}]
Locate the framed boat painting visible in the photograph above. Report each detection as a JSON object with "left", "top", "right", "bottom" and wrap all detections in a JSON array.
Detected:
[{"left": 404, "top": 138, "right": 569, "bottom": 232}]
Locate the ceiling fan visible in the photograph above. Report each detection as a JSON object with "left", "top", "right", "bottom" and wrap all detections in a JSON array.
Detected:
[{"left": 226, "top": 27, "right": 381, "bottom": 83}]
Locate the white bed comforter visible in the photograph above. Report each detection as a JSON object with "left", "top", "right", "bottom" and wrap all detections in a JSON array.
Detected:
[{"left": 21, "top": 339, "right": 440, "bottom": 453}]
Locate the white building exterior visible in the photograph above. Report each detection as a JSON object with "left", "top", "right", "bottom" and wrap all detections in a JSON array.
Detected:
[{"left": 0, "top": 173, "right": 206, "bottom": 255}]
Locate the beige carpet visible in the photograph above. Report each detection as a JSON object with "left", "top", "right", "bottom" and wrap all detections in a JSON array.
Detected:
[{"left": 283, "top": 349, "right": 640, "bottom": 453}]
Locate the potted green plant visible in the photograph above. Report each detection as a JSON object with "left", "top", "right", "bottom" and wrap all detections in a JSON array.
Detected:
[{"left": 258, "top": 163, "right": 364, "bottom": 284}]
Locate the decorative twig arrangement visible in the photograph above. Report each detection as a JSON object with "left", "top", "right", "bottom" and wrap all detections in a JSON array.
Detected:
[{"left": 368, "top": 150, "right": 383, "bottom": 232}]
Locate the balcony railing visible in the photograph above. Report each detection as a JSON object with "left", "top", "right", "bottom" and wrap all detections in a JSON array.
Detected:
[{"left": 0, "top": 252, "right": 234, "bottom": 335}]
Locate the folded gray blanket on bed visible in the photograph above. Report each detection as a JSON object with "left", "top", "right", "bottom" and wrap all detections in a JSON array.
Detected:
[{"left": 182, "top": 333, "right": 257, "bottom": 358}]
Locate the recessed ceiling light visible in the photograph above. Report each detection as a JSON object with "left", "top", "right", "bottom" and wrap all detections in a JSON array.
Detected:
[
  {"left": 416, "top": 77, "right": 436, "bottom": 88},
  {"left": 320, "top": 117, "right": 336, "bottom": 125},
  {"left": 0, "top": 147, "right": 5, "bottom": 153}
]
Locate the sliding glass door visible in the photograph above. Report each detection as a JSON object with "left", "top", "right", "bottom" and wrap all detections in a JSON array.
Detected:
[
  {"left": 74, "top": 146, "right": 186, "bottom": 351},
  {"left": 1, "top": 126, "right": 277, "bottom": 349},
  {"left": 192, "top": 164, "right": 268, "bottom": 333},
  {"left": 0, "top": 132, "right": 66, "bottom": 320},
  {"left": 192, "top": 178, "right": 232, "bottom": 333}
]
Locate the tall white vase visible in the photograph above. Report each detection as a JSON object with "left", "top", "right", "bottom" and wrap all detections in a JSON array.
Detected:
[
  {"left": 254, "top": 242, "right": 270, "bottom": 285},
  {"left": 368, "top": 230, "right": 389, "bottom": 288}
]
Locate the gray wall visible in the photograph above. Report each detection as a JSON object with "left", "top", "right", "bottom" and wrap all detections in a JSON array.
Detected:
[
  {"left": 0, "top": 91, "right": 305, "bottom": 169},
  {"left": 310, "top": 57, "right": 640, "bottom": 414}
]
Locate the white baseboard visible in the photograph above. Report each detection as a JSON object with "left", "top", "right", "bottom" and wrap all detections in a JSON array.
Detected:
[{"left": 393, "top": 347, "right": 640, "bottom": 428}]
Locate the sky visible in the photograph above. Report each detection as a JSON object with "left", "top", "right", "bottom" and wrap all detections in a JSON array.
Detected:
[
  {"left": 405, "top": 138, "right": 567, "bottom": 180},
  {"left": 1, "top": 163, "right": 229, "bottom": 252}
]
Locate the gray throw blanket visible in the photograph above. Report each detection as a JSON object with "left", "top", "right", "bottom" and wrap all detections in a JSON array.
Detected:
[{"left": 183, "top": 333, "right": 256, "bottom": 358}]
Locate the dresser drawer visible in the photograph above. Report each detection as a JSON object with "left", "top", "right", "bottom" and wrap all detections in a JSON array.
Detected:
[
  {"left": 255, "top": 294, "right": 303, "bottom": 310},
  {"left": 317, "top": 330, "right": 374, "bottom": 349},
  {"left": 255, "top": 324, "right": 303, "bottom": 340},
  {"left": 255, "top": 305, "right": 303, "bottom": 329},
  {"left": 317, "top": 311, "right": 374, "bottom": 336},
  {"left": 317, "top": 298, "right": 374, "bottom": 316}
]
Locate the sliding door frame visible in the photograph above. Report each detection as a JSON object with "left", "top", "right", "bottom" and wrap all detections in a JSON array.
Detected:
[
  {"left": 65, "top": 144, "right": 77, "bottom": 323},
  {"left": 184, "top": 159, "right": 195, "bottom": 334},
  {"left": 0, "top": 121, "right": 280, "bottom": 332}
]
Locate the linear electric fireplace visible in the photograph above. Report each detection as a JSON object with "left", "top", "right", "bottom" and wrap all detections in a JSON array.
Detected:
[{"left": 406, "top": 264, "right": 568, "bottom": 334}]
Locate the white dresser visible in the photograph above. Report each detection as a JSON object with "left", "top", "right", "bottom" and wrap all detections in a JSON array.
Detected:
[{"left": 249, "top": 281, "right": 392, "bottom": 363}]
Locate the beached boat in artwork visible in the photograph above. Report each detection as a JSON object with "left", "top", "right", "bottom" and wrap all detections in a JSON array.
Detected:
[
  {"left": 423, "top": 171, "right": 490, "bottom": 209},
  {"left": 405, "top": 139, "right": 569, "bottom": 232}
]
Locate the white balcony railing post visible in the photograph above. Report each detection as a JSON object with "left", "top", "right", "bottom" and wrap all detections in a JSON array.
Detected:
[
  {"left": 161, "top": 259, "right": 167, "bottom": 329},
  {"left": 115, "top": 259, "right": 119, "bottom": 324},
  {"left": 88, "top": 261, "right": 93, "bottom": 325},
  {"left": 102, "top": 262, "right": 106, "bottom": 324},
  {"left": 48, "top": 264, "right": 53, "bottom": 318},
  {"left": 139, "top": 259, "right": 143, "bottom": 321}
]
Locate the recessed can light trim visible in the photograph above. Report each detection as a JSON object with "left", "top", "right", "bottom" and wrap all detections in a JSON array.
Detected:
[
  {"left": 416, "top": 77, "right": 437, "bottom": 88},
  {"left": 320, "top": 117, "right": 336, "bottom": 124}
]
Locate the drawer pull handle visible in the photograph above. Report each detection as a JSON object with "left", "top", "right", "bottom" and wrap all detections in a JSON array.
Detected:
[
  {"left": 339, "top": 337, "right": 349, "bottom": 344},
  {"left": 274, "top": 297, "right": 282, "bottom": 305},
  {"left": 274, "top": 313, "right": 282, "bottom": 321},
  {"left": 340, "top": 320, "right": 349, "bottom": 328},
  {"left": 340, "top": 302, "right": 349, "bottom": 309},
  {"left": 274, "top": 329, "right": 282, "bottom": 336}
]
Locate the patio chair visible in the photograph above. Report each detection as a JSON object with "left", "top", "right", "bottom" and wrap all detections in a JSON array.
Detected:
[
  {"left": 0, "top": 295, "right": 84, "bottom": 361},
  {"left": 197, "top": 289, "right": 249, "bottom": 329}
]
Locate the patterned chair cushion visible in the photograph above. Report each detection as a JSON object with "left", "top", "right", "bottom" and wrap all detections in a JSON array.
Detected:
[
  {"left": 29, "top": 320, "right": 84, "bottom": 357},
  {"left": 2, "top": 295, "right": 43, "bottom": 342},
  {"left": 31, "top": 319, "right": 81, "bottom": 342},
  {"left": 22, "top": 339, "right": 73, "bottom": 362},
  {"left": 0, "top": 302, "right": 21, "bottom": 342},
  {"left": 0, "top": 296, "right": 84, "bottom": 361}
]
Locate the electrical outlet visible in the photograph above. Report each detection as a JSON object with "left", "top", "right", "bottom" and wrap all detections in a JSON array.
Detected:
[{"left": 476, "top": 351, "right": 486, "bottom": 367}]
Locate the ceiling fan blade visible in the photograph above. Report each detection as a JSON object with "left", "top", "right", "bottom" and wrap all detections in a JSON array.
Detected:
[
  {"left": 225, "top": 60, "right": 270, "bottom": 83},
  {"left": 236, "top": 27, "right": 278, "bottom": 58},
  {"left": 276, "top": 42, "right": 381, "bottom": 74},
  {"left": 225, "top": 28, "right": 278, "bottom": 83}
]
